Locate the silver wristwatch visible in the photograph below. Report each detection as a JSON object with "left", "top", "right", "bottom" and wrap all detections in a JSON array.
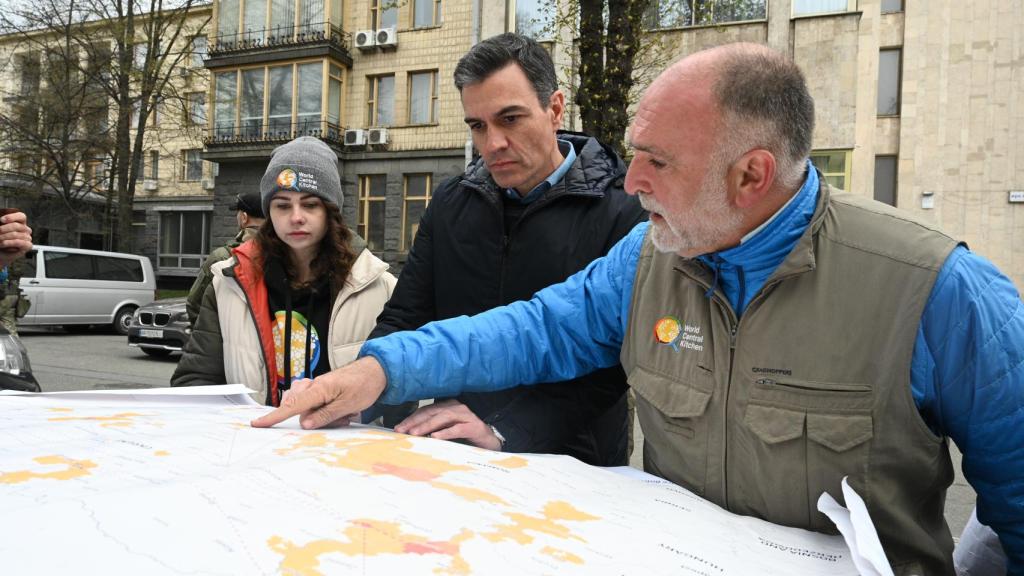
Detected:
[{"left": 489, "top": 424, "right": 506, "bottom": 451}]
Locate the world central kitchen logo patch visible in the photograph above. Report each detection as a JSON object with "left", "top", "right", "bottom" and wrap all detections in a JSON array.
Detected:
[{"left": 654, "top": 316, "right": 704, "bottom": 352}]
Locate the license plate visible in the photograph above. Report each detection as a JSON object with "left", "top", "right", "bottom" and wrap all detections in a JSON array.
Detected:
[{"left": 139, "top": 329, "right": 164, "bottom": 338}]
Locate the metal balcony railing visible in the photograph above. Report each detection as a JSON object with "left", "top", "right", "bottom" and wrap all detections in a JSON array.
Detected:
[
  {"left": 208, "top": 22, "right": 351, "bottom": 58},
  {"left": 204, "top": 120, "right": 345, "bottom": 147}
]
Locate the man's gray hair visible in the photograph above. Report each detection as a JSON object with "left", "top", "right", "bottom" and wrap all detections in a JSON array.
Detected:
[
  {"left": 712, "top": 46, "right": 816, "bottom": 189},
  {"left": 453, "top": 32, "right": 558, "bottom": 108}
]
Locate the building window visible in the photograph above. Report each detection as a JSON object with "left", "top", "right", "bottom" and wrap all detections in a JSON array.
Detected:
[
  {"left": 367, "top": 74, "right": 395, "bottom": 127},
  {"left": 133, "top": 43, "right": 148, "bottom": 70},
  {"left": 267, "top": 65, "right": 294, "bottom": 136},
  {"left": 515, "top": 0, "right": 552, "bottom": 38},
  {"left": 881, "top": 0, "right": 903, "bottom": 13},
  {"left": 327, "top": 65, "right": 344, "bottom": 137},
  {"left": 645, "top": 0, "right": 765, "bottom": 28},
  {"left": 413, "top": 0, "right": 442, "bottom": 28},
  {"left": 408, "top": 70, "right": 438, "bottom": 125},
  {"left": 214, "top": 71, "right": 237, "bottom": 137},
  {"left": 874, "top": 156, "right": 898, "bottom": 206},
  {"left": 147, "top": 150, "right": 159, "bottom": 180},
  {"left": 191, "top": 36, "right": 207, "bottom": 67},
  {"left": 369, "top": 0, "right": 398, "bottom": 29},
  {"left": 159, "top": 211, "right": 210, "bottom": 270},
  {"left": 181, "top": 149, "right": 203, "bottom": 181},
  {"left": 240, "top": 68, "right": 265, "bottom": 137},
  {"left": 402, "top": 174, "right": 432, "bottom": 251},
  {"left": 358, "top": 175, "right": 387, "bottom": 253},
  {"left": 16, "top": 53, "right": 40, "bottom": 97},
  {"left": 218, "top": 0, "right": 327, "bottom": 44},
  {"left": 296, "top": 62, "right": 323, "bottom": 135},
  {"left": 188, "top": 92, "right": 207, "bottom": 125},
  {"left": 809, "top": 150, "right": 851, "bottom": 190},
  {"left": 792, "top": 0, "right": 853, "bottom": 16},
  {"left": 218, "top": 0, "right": 240, "bottom": 38},
  {"left": 878, "top": 48, "right": 902, "bottom": 116},
  {"left": 84, "top": 158, "right": 106, "bottom": 188},
  {"left": 213, "top": 61, "right": 338, "bottom": 140}
]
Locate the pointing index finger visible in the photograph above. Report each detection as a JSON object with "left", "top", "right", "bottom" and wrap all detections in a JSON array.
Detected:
[{"left": 250, "top": 387, "right": 319, "bottom": 428}]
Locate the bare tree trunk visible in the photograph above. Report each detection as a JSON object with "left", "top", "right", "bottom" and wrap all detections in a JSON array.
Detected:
[
  {"left": 113, "top": 0, "right": 135, "bottom": 252},
  {"left": 575, "top": 0, "right": 651, "bottom": 157},
  {"left": 603, "top": 0, "right": 647, "bottom": 156},
  {"left": 576, "top": 0, "right": 605, "bottom": 143}
]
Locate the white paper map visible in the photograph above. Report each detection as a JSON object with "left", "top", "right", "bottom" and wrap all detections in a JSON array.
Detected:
[{"left": 0, "top": 387, "right": 864, "bottom": 575}]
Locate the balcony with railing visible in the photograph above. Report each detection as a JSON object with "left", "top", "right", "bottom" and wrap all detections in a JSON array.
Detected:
[
  {"left": 204, "top": 119, "right": 345, "bottom": 149},
  {"left": 205, "top": 22, "right": 352, "bottom": 67}
]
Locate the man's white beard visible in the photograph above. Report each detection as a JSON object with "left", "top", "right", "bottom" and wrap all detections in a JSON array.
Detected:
[{"left": 640, "top": 179, "right": 743, "bottom": 256}]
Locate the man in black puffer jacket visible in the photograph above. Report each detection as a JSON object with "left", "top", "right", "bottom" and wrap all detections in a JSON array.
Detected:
[{"left": 370, "top": 33, "right": 646, "bottom": 466}]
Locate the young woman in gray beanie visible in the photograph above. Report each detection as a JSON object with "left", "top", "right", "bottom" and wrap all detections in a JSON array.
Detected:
[{"left": 172, "top": 137, "right": 396, "bottom": 407}]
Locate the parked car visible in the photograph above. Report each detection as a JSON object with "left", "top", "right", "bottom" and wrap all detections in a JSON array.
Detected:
[
  {"left": 17, "top": 245, "right": 156, "bottom": 335},
  {"left": 0, "top": 325, "right": 39, "bottom": 392},
  {"left": 127, "top": 297, "right": 190, "bottom": 357}
]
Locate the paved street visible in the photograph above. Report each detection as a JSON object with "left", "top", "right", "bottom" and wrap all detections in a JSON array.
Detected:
[
  {"left": 18, "top": 326, "right": 178, "bottom": 391},
  {"left": 17, "top": 327, "right": 978, "bottom": 539}
]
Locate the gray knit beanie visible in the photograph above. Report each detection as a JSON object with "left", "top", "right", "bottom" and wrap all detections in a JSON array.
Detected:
[{"left": 260, "top": 136, "right": 343, "bottom": 216}]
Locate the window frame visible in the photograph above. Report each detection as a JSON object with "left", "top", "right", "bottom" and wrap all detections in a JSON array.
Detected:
[
  {"left": 191, "top": 35, "right": 207, "bottom": 67},
  {"left": 187, "top": 91, "right": 207, "bottom": 126},
  {"left": 645, "top": 0, "right": 766, "bottom": 29},
  {"left": 157, "top": 210, "right": 211, "bottom": 271},
  {"left": 180, "top": 149, "right": 204, "bottom": 182},
  {"left": 367, "top": 74, "right": 395, "bottom": 127},
  {"left": 873, "top": 155, "right": 899, "bottom": 207},
  {"left": 401, "top": 173, "right": 432, "bottom": 251},
  {"left": 358, "top": 174, "right": 388, "bottom": 253},
  {"left": 791, "top": 0, "right": 856, "bottom": 18},
  {"left": 411, "top": 0, "right": 442, "bottom": 28},
  {"left": 877, "top": 47, "right": 903, "bottom": 117},
  {"left": 880, "top": 0, "right": 904, "bottom": 14},
  {"left": 211, "top": 59, "right": 340, "bottom": 139},
  {"left": 809, "top": 149, "right": 852, "bottom": 191},
  {"left": 369, "top": 0, "right": 399, "bottom": 30},
  {"left": 407, "top": 69, "right": 438, "bottom": 125},
  {"left": 147, "top": 150, "right": 160, "bottom": 180}
]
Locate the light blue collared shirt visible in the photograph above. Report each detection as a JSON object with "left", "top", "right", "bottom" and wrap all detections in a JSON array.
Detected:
[{"left": 504, "top": 139, "right": 577, "bottom": 205}]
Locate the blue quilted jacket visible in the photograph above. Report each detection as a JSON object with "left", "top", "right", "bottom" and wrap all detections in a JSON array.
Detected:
[{"left": 362, "top": 169, "right": 1024, "bottom": 572}]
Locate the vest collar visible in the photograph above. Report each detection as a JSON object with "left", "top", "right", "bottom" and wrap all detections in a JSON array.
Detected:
[{"left": 672, "top": 168, "right": 831, "bottom": 293}]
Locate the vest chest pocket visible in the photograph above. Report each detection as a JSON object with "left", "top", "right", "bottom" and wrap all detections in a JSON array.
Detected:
[
  {"left": 739, "top": 402, "right": 873, "bottom": 533},
  {"left": 628, "top": 366, "right": 712, "bottom": 496}
]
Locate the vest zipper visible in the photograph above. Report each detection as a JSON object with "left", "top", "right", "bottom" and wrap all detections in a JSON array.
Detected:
[{"left": 723, "top": 312, "right": 738, "bottom": 509}]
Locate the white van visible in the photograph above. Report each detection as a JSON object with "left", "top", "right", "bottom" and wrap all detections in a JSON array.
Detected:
[{"left": 17, "top": 245, "right": 156, "bottom": 334}]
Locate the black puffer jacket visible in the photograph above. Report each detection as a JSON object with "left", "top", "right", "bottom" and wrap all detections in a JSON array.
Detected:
[{"left": 371, "top": 131, "right": 647, "bottom": 465}]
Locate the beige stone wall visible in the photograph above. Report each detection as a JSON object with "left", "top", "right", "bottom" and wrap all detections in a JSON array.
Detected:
[
  {"left": 556, "top": 0, "right": 1024, "bottom": 288},
  {"left": 344, "top": 0, "right": 486, "bottom": 152},
  {"left": 792, "top": 14, "right": 861, "bottom": 149},
  {"left": 898, "top": 0, "right": 1024, "bottom": 285}
]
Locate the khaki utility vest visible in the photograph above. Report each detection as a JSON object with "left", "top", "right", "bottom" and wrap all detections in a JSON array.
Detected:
[{"left": 622, "top": 184, "right": 959, "bottom": 574}]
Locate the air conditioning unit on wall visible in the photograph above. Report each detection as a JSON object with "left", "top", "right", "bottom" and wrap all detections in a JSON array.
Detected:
[
  {"left": 143, "top": 179, "right": 158, "bottom": 191},
  {"left": 201, "top": 178, "right": 215, "bottom": 190},
  {"left": 344, "top": 129, "right": 366, "bottom": 146},
  {"left": 354, "top": 30, "right": 376, "bottom": 50},
  {"left": 375, "top": 27, "right": 397, "bottom": 48},
  {"left": 367, "top": 127, "right": 388, "bottom": 146}
]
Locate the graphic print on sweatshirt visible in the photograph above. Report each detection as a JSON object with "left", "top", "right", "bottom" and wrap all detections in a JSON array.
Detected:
[{"left": 272, "top": 310, "right": 322, "bottom": 384}]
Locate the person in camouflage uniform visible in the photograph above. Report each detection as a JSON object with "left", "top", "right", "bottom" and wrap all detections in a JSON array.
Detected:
[
  {"left": 186, "top": 191, "right": 265, "bottom": 326},
  {"left": 0, "top": 257, "right": 29, "bottom": 334},
  {"left": 0, "top": 209, "right": 34, "bottom": 335}
]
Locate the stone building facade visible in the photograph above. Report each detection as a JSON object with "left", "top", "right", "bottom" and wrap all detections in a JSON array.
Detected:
[{"left": 541, "top": 0, "right": 1024, "bottom": 288}]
